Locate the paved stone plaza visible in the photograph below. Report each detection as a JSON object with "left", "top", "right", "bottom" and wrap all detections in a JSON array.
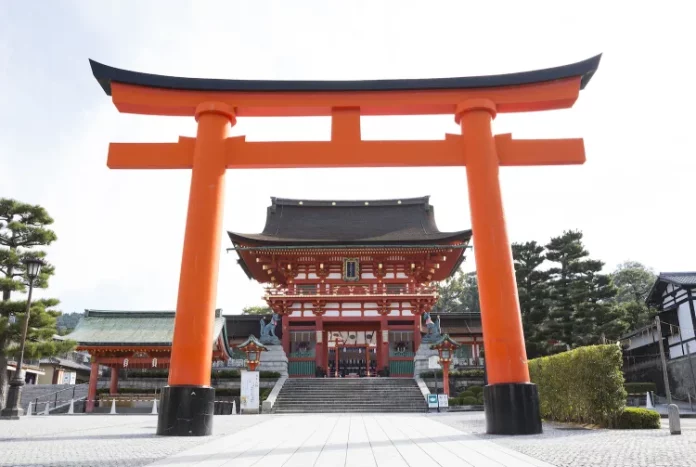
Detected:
[{"left": 1, "top": 413, "right": 695, "bottom": 467}]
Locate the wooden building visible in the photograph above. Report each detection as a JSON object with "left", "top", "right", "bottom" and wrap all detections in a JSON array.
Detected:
[
  {"left": 228, "top": 196, "right": 475, "bottom": 377},
  {"left": 65, "top": 309, "right": 232, "bottom": 412}
]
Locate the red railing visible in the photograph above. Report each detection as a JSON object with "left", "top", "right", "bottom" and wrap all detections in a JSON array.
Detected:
[{"left": 264, "top": 283, "right": 437, "bottom": 297}]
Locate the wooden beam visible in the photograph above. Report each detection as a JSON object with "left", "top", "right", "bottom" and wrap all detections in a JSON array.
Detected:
[
  {"left": 107, "top": 137, "right": 195, "bottom": 169},
  {"left": 110, "top": 77, "right": 582, "bottom": 117},
  {"left": 494, "top": 133, "right": 585, "bottom": 166},
  {"left": 225, "top": 135, "right": 464, "bottom": 169}
]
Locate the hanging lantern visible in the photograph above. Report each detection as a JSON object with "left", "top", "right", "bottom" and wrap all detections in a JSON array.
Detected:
[
  {"left": 123, "top": 358, "right": 129, "bottom": 368},
  {"left": 152, "top": 358, "right": 158, "bottom": 368}
]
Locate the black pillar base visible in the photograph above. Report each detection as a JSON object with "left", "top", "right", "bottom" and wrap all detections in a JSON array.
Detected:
[
  {"left": 484, "top": 383, "right": 542, "bottom": 435},
  {"left": 156, "top": 385, "right": 215, "bottom": 436},
  {"left": 0, "top": 378, "right": 25, "bottom": 420}
]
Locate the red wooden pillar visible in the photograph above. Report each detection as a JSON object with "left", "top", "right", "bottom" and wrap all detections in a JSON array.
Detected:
[
  {"left": 282, "top": 314, "right": 291, "bottom": 356},
  {"left": 315, "top": 317, "right": 324, "bottom": 374},
  {"left": 86, "top": 359, "right": 99, "bottom": 413},
  {"left": 443, "top": 361, "right": 451, "bottom": 396},
  {"left": 109, "top": 367, "right": 119, "bottom": 395},
  {"left": 413, "top": 316, "right": 422, "bottom": 353},
  {"left": 380, "top": 317, "right": 389, "bottom": 373}
]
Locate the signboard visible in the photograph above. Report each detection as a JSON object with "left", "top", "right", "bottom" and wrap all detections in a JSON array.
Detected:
[
  {"left": 61, "top": 371, "right": 77, "bottom": 385},
  {"left": 438, "top": 394, "right": 449, "bottom": 408},
  {"left": 240, "top": 370, "right": 260, "bottom": 413},
  {"left": 427, "top": 394, "right": 439, "bottom": 409},
  {"left": 428, "top": 355, "right": 441, "bottom": 370}
]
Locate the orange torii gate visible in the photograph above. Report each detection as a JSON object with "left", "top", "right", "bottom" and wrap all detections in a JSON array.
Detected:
[{"left": 90, "top": 54, "right": 601, "bottom": 436}]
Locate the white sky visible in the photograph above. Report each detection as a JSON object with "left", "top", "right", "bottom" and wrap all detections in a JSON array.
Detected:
[{"left": 1, "top": 1, "right": 694, "bottom": 316}]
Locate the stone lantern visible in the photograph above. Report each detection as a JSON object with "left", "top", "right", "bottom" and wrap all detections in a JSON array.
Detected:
[{"left": 429, "top": 334, "right": 460, "bottom": 396}]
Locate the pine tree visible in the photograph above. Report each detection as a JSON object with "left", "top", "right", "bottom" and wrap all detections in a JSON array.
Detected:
[
  {"left": 545, "top": 230, "right": 620, "bottom": 348},
  {"left": 512, "top": 241, "right": 550, "bottom": 358},
  {"left": 0, "top": 199, "right": 73, "bottom": 409}
]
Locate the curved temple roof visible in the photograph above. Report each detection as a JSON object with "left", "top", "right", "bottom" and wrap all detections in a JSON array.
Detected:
[
  {"left": 228, "top": 196, "right": 471, "bottom": 246},
  {"left": 89, "top": 54, "right": 601, "bottom": 96}
]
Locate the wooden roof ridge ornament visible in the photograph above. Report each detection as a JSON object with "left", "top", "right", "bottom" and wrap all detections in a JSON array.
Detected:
[{"left": 89, "top": 54, "right": 601, "bottom": 437}]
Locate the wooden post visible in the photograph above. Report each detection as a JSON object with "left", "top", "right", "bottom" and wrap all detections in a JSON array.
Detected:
[
  {"left": 158, "top": 102, "right": 234, "bottom": 436},
  {"left": 282, "top": 314, "right": 291, "bottom": 356},
  {"left": 443, "top": 360, "right": 450, "bottom": 396},
  {"left": 315, "top": 318, "right": 323, "bottom": 375},
  {"left": 109, "top": 367, "right": 119, "bottom": 396},
  {"left": 86, "top": 359, "right": 99, "bottom": 413},
  {"left": 456, "top": 99, "right": 541, "bottom": 434},
  {"left": 655, "top": 315, "right": 673, "bottom": 404}
]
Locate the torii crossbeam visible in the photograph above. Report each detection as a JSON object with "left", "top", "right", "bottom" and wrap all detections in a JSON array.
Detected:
[{"left": 90, "top": 54, "right": 601, "bottom": 436}]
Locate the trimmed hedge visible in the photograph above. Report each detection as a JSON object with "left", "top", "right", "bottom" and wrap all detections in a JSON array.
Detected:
[
  {"left": 123, "top": 369, "right": 280, "bottom": 380},
  {"left": 624, "top": 382, "right": 656, "bottom": 395},
  {"left": 529, "top": 344, "right": 627, "bottom": 426},
  {"left": 468, "top": 385, "right": 484, "bottom": 395},
  {"left": 418, "top": 369, "right": 485, "bottom": 379},
  {"left": 460, "top": 396, "right": 478, "bottom": 405},
  {"left": 615, "top": 408, "right": 660, "bottom": 429}
]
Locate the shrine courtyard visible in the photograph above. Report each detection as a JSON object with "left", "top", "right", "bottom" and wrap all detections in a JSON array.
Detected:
[{"left": 1, "top": 412, "right": 694, "bottom": 467}]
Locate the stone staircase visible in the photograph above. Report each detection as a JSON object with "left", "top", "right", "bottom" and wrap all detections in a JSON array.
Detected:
[{"left": 273, "top": 378, "right": 427, "bottom": 414}]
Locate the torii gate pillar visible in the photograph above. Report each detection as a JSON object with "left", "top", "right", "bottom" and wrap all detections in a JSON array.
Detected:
[{"left": 89, "top": 54, "right": 601, "bottom": 436}]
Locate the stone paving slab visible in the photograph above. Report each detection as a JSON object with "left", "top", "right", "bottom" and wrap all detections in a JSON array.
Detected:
[
  {"left": 2, "top": 412, "right": 696, "bottom": 466},
  {"left": 0, "top": 414, "right": 271, "bottom": 467},
  {"left": 147, "top": 414, "right": 554, "bottom": 467},
  {"left": 438, "top": 412, "right": 696, "bottom": 467}
]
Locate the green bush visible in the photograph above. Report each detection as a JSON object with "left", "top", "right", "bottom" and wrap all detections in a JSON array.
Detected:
[
  {"left": 624, "top": 382, "right": 656, "bottom": 395},
  {"left": 451, "top": 369, "right": 485, "bottom": 378},
  {"left": 529, "top": 344, "right": 627, "bottom": 427},
  {"left": 459, "top": 390, "right": 476, "bottom": 399},
  {"left": 260, "top": 388, "right": 272, "bottom": 400},
  {"left": 614, "top": 407, "right": 660, "bottom": 429},
  {"left": 475, "top": 393, "right": 484, "bottom": 404},
  {"left": 214, "top": 369, "right": 241, "bottom": 379},
  {"left": 468, "top": 385, "right": 484, "bottom": 395},
  {"left": 420, "top": 369, "right": 443, "bottom": 378},
  {"left": 460, "top": 396, "right": 478, "bottom": 405},
  {"left": 259, "top": 371, "right": 281, "bottom": 379}
]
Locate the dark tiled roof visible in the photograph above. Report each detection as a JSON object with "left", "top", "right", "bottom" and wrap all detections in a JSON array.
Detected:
[
  {"left": 659, "top": 272, "right": 696, "bottom": 286},
  {"left": 39, "top": 357, "right": 91, "bottom": 372},
  {"left": 228, "top": 196, "right": 471, "bottom": 245},
  {"left": 90, "top": 55, "right": 601, "bottom": 96},
  {"left": 645, "top": 272, "right": 696, "bottom": 306}
]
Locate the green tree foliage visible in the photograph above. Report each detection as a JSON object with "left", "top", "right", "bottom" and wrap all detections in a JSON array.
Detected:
[
  {"left": 544, "top": 230, "right": 620, "bottom": 348},
  {"left": 610, "top": 261, "right": 656, "bottom": 330},
  {"left": 433, "top": 270, "right": 479, "bottom": 313},
  {"left": 512, "top": 241, "right": 551, "bottom": 358},
  {"left": 56, "top": 312, "right": 83, "bottom": 335},
  {"left": 0, "top": 198, "right": 74, "bottom": 410},
  {"left": 242, "top": 305, "right": 272, "bottom": 315},
  {"left": 0, "top": 199, "right": 57, "bottom": 301}
]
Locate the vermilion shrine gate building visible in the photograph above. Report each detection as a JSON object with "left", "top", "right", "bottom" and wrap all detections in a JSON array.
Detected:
[{"left": 227, "top": 196, "right": 475, "bottom": 377}]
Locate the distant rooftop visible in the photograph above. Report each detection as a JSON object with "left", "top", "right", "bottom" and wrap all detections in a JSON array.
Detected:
[
  {"left": 646, "top": 272, "right": 696, "bottom": 306},
  {"left": 228, "top": 196, "right": 471, "bottom": 246},
  {"left": 65, "top": 309, "right": 226, "bottom": 347}
]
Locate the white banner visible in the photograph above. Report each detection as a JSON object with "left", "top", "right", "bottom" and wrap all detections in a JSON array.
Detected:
[{"left": 240, "top": 370, "right": 260, "bottom": 412}]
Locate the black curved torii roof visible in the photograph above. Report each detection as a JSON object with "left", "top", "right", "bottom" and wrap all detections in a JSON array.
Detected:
[{"left": 89, "top": 55, "right": 601, "bottom": 96}]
